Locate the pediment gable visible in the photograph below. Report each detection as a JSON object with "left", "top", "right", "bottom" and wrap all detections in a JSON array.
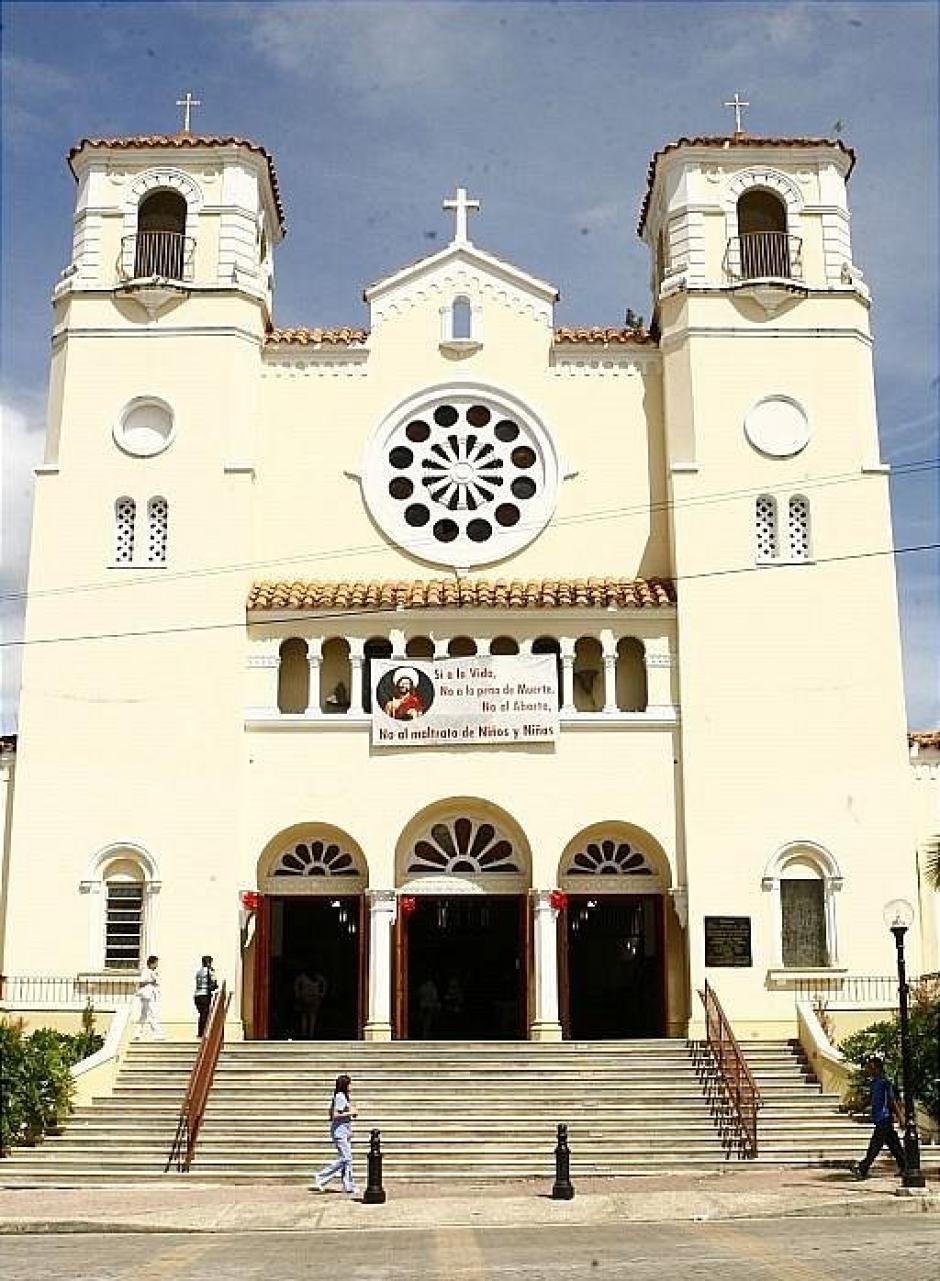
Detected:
[{"left": 363, "top": 241, "right": 559, "bottom": 310}]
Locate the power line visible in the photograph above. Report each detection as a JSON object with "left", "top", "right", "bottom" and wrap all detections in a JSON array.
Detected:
[
  {"left": 2, "top": 455, "right": 936, "bottom": 607},
  {"left": 2, "top": 540, "right": 936, "bottom": 652}
]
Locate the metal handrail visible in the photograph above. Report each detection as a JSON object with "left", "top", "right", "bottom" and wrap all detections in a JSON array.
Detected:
[
  {"left": 692, "top": 981, "right": 761, "bottom": 1158},
  {"left": 724, "top": 231, "right": 802, "bottom": 283},
  {"left": 120, "top": 231, "right": 195, "bottom": 283},
  {"left": 165, "top": 981, "right": 229, "bottom": 1173}
]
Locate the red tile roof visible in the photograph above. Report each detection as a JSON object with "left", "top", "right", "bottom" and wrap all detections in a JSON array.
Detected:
[
  {"left": 555, "top": 326, "right": 654, "bottom": 346},
  {"left": 265, "top": 326, "right": 369, "bottom": 346},
  {"left": 248, "top": 577, "right": 676, "bottom": 612},
  {"left": 262, "top": 326, "right": 655, "bottom": 348},
  {"left": 68, "top": 134, "right": 286, "bottom": 233},
  {"left": 637, "top": 135, "right": 856, "bottom": 235}
]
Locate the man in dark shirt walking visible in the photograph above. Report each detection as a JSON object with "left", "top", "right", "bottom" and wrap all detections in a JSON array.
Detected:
[
  {"left": 194, "top": 955, "right": 218, "bottom": 1037},
  {"left": 852, "top": 1056, "right": 905, "bottom": 1178}
]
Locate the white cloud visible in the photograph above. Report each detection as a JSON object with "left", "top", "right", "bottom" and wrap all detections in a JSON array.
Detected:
[
  {"left": 0, "top": 54, "right": 81, "bottom": 145},
  {"left": 1, "top": 393, "right": 46, "bottom": 732}
]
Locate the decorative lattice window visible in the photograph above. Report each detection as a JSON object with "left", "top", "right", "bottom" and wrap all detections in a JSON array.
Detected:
[
  {"left": 407, "top": 817, "right": 519, "bottom": 874},
  {"left": 114, "top": 497, "right": 136, "bottom": 563},
  {"left": 147, "top": 497, "right": 168, "bottom": 564},
  {"left": 788, "top": 496, "right": 810, "bottom": 560},
  {"left": 755, "top": 495, "right": 778, "bottom": 562},
  {"left": 566, "top": 838, "right": 654, "bottom": 876},
  {"left": 105, "top": 882, "right": 144, "bottom": 969},
  {"left": 273, "top": 840, "right": 360, "bottom": 877},
  {"left": 363, "top": 389, "right": 558, "bottom": 569}
]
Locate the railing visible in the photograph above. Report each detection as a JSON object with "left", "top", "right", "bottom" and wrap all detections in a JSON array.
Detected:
[
  {"left": 165, "top": 981, "right": 230, "bottom": 1173},
  {"left": 121, "top": 231, "right": 195, "bottom": 282},
  {"left": 724, "top": 232, "right": 802, "bottom": 283},
  {"left": 0, "top": 974, "right": 139, "bottom": 1008},
  {"left": 692, "top": 981, "right": 761, "bottom": 1159},
  {"left": 784, "top": 972, "right": 939, "bottom": 1006}
]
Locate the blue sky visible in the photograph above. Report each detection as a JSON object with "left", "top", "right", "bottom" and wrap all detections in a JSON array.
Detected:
[{"left": 1, "top": 0, "right": 938, "bottom": 730}]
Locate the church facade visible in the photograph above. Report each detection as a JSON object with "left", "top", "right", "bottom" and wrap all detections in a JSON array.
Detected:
[{"left": 1, "top": 124, "right": 922, "bottom": 1042}]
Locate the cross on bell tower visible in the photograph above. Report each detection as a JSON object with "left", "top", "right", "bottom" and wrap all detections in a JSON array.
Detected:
[
  {"left": 442, "top": 186, "right": 481, "bottom": 245},
  {"left": 723, "top": 92, "right": 750, "bottom": 136},
  {"left": 176, "top": 90, "right": 202, "bottom": 134}
]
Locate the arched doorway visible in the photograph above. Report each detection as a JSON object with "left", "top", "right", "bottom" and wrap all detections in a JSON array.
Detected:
[
  {"left": 395, "top": 803, "right": 532, "bottom": 1040},
  {"left": 135, "top": 189, "right": 188, "bottom": 279},
  {"left": 251, "top": 825, "right": 368, "bottom": 1040},
  {"left": 557, "top": 825, "right": 670, "bottom": 1038},
  {"left": 736, "top": 187, "right": 790, "bottom": 279}
]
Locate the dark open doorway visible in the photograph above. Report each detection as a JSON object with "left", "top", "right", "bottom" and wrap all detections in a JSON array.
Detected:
[
  {"left": 563, "top": 895, "right": 664, "bottom": 1038},
  {"left": 400, "top": 895, "right": 526, "bottom": 1040},
  {"left": 265, "top": 896, "right": 364, "bottom": 1039}
]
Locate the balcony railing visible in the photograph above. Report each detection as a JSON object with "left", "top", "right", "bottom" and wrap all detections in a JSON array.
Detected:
[
  {"left": 120, "top": 231, "right": 195, "bottom": 283},
  {"left": 724, "top": 232, "right": 802, "bottom": 284},
  {"left": 0, "top": 973, "right": 139, "bottom": 1008}
]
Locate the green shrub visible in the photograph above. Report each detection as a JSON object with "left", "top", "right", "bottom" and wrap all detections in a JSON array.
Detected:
[
  {"left": 839, "top": 982, "right": 940, "bottom": 1123},
  {"left": 0, "top": 1010, "right": 105, "bottom": 1153}
]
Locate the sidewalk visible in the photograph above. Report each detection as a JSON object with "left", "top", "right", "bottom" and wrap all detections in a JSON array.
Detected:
[{"left": 0, "top": 1165, "right": 937, "bottom": 1235}]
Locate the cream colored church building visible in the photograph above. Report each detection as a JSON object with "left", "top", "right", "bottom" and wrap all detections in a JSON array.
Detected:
[{"left": 1, "top": 120, "right": 926, "bottom": 1044}]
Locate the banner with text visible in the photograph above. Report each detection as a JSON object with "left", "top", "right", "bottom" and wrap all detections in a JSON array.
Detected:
[{"left": 371, "top": 655, "right": 558, "bottom": 747}]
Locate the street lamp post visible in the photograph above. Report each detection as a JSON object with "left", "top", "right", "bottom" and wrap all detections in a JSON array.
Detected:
[{"left": 883, "top": 899, "right": 926, "bottom": 1190}]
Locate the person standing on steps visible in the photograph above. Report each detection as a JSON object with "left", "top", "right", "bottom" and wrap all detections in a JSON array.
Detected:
[
  {"left": 312, "top": 1074, "right": 359, "bottom": 1196},
  {"left": 852, "top": 1056, "right": 906, "bottom": 1179},
  {"left": 133, "top": 954, "right": 165, "bottom": 1041},
  {"left": 194, "top": 955, "right": 218, "bottom": 1037}
]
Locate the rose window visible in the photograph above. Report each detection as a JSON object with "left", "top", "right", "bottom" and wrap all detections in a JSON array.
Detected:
[{"left": 364, "top": 389, "right": 558, "bottom": 568}]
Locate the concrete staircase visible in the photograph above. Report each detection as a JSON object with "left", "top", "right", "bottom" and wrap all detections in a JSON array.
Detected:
[{"left": 0, "top": 1037, "right": 900, "bottom": 1185}]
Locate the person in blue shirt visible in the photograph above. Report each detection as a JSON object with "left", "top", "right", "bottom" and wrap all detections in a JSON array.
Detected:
[
  {"left": 312, "top": 1074, "right": 359, "bottom": 1196},
  {"left": 852, "top": 1056, "right": 905, "bottom": 1178}
]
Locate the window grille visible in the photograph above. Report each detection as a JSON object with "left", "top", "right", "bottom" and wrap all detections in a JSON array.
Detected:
[
  {"left": 114, "top": 498, "right": 136, "bottom": 563},
  {"left": 788, "top": 496, "right": 810, "bottom": 560},
  {"left": 755, "top": 495, "right": 778, "bottom": 561},
  {"left": 148, "top": 497, "right": 168, "bottom": 564},
  {"left": 105, "top": 882, "right": 144, "bottom": 969},
  {"left": 781, "top": 879, "right": 827, "bottom": 967}
]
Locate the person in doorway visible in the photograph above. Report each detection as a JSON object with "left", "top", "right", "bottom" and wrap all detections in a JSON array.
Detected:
[
  {"left": 134, "top": 955, "right": 165, "bottom": 1041},
  {"left": 293, "top": 970, "right": 328, "bottom": 1038},
  {"left": 443, "top": 975, "right": 464, "bottom": 1035},
  {"left": 852, "top": 1056, "right": 906, "bottom": 1178},
  {"left": 417, "top": 977, "right": 441, "bottom": 1039},
  {"left": 193, "top": 955, "right": 218, "bottom": 1037},
  {"left": 312, "top": 1074, "right": 359, "bottom": 1196}
]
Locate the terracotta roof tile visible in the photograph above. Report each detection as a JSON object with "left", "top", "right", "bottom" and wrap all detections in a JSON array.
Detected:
[
  {"left": 264, "top": 326, "right": 369, "bottom": 346},
  {"left": 68, "top": 134, "right": 286, "bottom": 233},
  {"left": 910, "top": 730, "right": 940, "bottom": 750},
  {"left": 554, "top": 326, "right": 654, "bottom": 346},
  {"left": 247, "top": 577, "right": 676, "bottom": 613},
  {"left": 637, "top": 135, "right": 856, "bottom": 235}
]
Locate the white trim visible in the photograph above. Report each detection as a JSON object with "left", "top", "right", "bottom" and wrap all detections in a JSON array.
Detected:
[
  {"left": 761, "top": 840, "right": 843, "bottom": 969},
  {"left": 113, "top": 396, "right": 176, "bottom": 458},
  {"left": 244, "top": 709, "right": 679, "bottom": 730},
  {"left": 365, "top": 241, "right": 558, "bottom": 304}
]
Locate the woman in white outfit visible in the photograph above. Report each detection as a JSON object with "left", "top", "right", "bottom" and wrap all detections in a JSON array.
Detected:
[
  {"left": 134, "top": 954, "right": 165, "bottom": 1041},
  {"left": 312, "top": 1074, "right": 359, "bottom": 1196}
]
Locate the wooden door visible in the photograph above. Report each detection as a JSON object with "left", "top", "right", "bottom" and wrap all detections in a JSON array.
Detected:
[
  {"left": 393, "top": 911, "right": 409, "bottom": 1039},
  {"left": 252, "top": 895, "right": 271, "bottom": 1040},
  {"left": 557, "top": 900, "right": 571, "bottom": 1038},
  {"left": 519, "top": 893, "right": 532, "bottom": 1038},
  {"left": 356, "top": 894, "right": 369, "bottom": 1039}
]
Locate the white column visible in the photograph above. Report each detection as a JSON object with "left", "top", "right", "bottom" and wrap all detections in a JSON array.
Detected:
[
  {"left": 349, "top": 638, "right": 366, "bottom": 714},
  {"left": 559, "top": 639, "right": 576, "bottom": 715},
  {"left": 306, "top": 639, "right": 323, "bottom": 715},
  {"left": 601, "top": 636, "right": 618, "bottom": 713},
  {"left": 530, "top": 890, "right": 563, "bottom": 1042},
  {"left": 364, "top": 890, "right": 397, "bottom": 1041}
]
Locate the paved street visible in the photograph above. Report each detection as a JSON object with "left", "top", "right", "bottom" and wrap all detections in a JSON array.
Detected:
[{"left": 2, "top": 1217, "right": 939, "bottom": 1280}]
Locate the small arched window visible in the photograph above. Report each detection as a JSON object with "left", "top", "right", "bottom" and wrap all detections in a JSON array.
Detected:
[
  {"left": 448, "top": 636, "right": 477, "bottom": 658},
  {"left": 278, "top": 638, "right": 310, "bottom": 713},
  {"left": 452, "top": 296, "right": 473, "bottom": 340},
  {"left": 780, "top": 860, "right": 828, "bottom": 968},
  {"left": 405, "top": 636, "right": 435, "bottom": 660},
  {"left": 737, "top": 189, "right": 790, "bottom": 279},
  {"left": 532, "top": 636, "right": 563, "bottom": 709},
  {"left": 320, "top": 637, "right": 351, "bottom": 714},
  {"left": 788, "top": 496, "right": 811, "bottom": 560},
  {"left": 489, "top": 636, "right": 519, "bottom": 656},
  {"left": 755, "top": 495, "right": 778, "bottom": 562},
  {"left": 615, "top": 638, "right": 647, "bottom": 712},
  {"left": 573, "top": 637, "right": 603, "bottom": 712},
  {"left": 103, "top": 860, "right": 145, "bottom": 970},
  {"left": 363, "top": 637, "right": 393, "bottom": 713},
  {"left": 135, "top": 189, "right": 188, "bottom": 279},
  {"left": 147, "top": 497, "right": 168, "bottom": 564},
  {"left": 114, "top": 497, "right": 136, "bottom": 564}
]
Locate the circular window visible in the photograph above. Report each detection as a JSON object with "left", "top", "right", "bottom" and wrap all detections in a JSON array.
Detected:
[
  {"left": 744, "top": 396, "right": 810, "bottom": 458},
  {"left": 363, "top": 387, "right": 559, "bottom": 568},
  {"left": 114, "top": 398, "right": 175, "bottom": 457}
]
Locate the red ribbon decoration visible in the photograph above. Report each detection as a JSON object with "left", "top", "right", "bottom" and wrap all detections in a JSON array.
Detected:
[
  {"left": 399, "top": 895, "right": 418, "bottom": 916},
  {"left": 240, "top": 890, "right": 260, "bottom": 912},
  {"left": 549, "top": 890, "right": 568, "bottom": 912}
]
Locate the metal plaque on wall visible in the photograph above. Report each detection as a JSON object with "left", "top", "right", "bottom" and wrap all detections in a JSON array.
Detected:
[{"left": 704, "top": 916, "right": 753, "bottom": 967}]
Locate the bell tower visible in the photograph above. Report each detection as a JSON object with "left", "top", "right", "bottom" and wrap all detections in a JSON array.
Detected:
[{"left": 643, "top": 129, "right": 919, "bottom": 1028}]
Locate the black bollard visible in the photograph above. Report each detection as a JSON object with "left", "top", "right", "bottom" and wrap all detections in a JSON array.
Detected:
[
  {"left": 552, "top": 1122, "right": 575, "bottom": 1200},
  {"left": 363, "top": 1128, "right": 387, "bottom": 1204}
]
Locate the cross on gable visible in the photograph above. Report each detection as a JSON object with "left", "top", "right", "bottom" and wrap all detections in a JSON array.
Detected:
[
  {"left": 176, "top": 91, "right": 202, "bottom": 134},
  {"left": 723, "top": 92, "right": 750, "bottom": 136},
  {"left": 442, "top": 186, "right": 481, "bottom": 244}
]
